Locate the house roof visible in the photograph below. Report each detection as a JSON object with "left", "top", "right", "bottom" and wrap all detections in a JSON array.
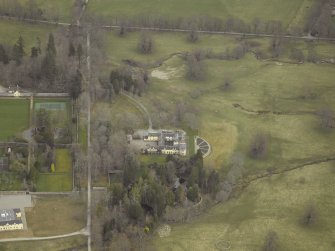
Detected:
[{"left": 0, "top": 208, "right": 22, "bottom": 226}]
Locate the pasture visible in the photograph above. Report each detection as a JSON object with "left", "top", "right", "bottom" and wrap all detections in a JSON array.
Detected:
[
  {"left": 88, "top": 0, "right": 309, "bottom": 29},
  {"left": 0, "top": 98, "right": 29, "bottom": 140},
  {"left": 152, "top": 161, "right": 335, "bottom": 251}
]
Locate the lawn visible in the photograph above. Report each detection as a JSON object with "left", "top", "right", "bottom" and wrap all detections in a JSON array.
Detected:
[
  {"left": 25, "top": 195, "right": 86, "bottom": 236},
  {"left": 0, "top": 98, "right": 29, "bottom": 140},
  {"left": 0, "top": 236, "right": 87, "bottom": 251},
  {"left": 0, "top": 19, "right": 55, "bottom": 52},
  {"left": 55, "top": 148, "right": 72, "bottom": 172},
  {"left": 152, "top": 161, "right": 335, "bottom": 251},
  {"left": 88, "top": 0, "right": 307, "bottom": 29},
  {"left": 36, "top": 149, "right": 73, "bottom": 192}
]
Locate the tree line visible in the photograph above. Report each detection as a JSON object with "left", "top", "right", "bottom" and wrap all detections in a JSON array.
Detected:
[{"left": 0, "top": 30, "right": 83, "bottom": 97}]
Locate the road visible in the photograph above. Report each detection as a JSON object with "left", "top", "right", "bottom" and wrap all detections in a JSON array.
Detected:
[
  {"left": 121, "top": 91, "right": 153, "bottom": 130},
  {"left": 1, "top": 15, "right": 335, "bottom": 42},
  {"left": 0, "top": 228, "right": 88, "bottom": 243},
  {"left": 86, "top": 30, "right": 92, "bottom": 251}
]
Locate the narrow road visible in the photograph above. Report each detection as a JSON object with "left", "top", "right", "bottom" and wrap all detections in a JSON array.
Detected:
[
  {"left": 1, "top": 15, "right": 335, "bottom": 42},
  {"left": 0, "top": 228, "right": 88, "bottom": 243},
  {"left": 86, "top": 30, "right": 92, "bottom": 251},
  {"left": 120, "top": 91, "right": 152, "bottom": 130}
]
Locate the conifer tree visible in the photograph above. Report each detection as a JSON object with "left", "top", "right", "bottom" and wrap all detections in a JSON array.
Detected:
[
  {"left": 12, "top": 36, "right": 25, "bottom": 65},
  {"left": 0, "top": 44, "right": 9, "bottom": 64},
  {"left": 46, "top": 33, "right": 56, "bottom": 55},
  {"left": 68, "top": 41, "right": 76, "bottom": 57}
]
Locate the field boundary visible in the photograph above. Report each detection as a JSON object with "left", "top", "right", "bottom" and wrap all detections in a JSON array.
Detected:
[{"left": 1, "top": 15, "right": 335, "bottom": 42}]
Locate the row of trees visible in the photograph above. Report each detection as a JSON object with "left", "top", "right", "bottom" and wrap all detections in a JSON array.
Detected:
[{"left": 0, "top": 0, "right": 43, "bottom": 20}]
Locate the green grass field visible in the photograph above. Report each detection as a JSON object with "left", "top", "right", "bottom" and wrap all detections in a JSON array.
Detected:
[
  {"left": 0, "top": 19, "right": 55, "bottom": 52},
  {"left": 0, "top": 236, "right": 87, "bottom": 251},
  {"left": 36, "top": 149, "right": 72, "bottom": 192},
  {"left": 88, "top": 0, "right": 308, "bottom": 29},
  {"left": 55, "top": 148, "right": 72, "bottom": 172},
  {"left": 0, "top": 99, "right": 29, "bottom": 140},
  {"left": 152, "top": 162, "right": 335, "bottom": 251}
]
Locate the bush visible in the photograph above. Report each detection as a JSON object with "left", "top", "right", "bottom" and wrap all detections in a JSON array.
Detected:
[
  {"left": 127, "top": 201, "right": 144, "bottom": 221},
  {"left": 250, "top": 133, "right": 268, "bottom": 159}
]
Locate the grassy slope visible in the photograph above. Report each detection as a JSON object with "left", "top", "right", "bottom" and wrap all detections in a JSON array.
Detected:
[
  {"left": 153, "top": 162, "right": 335, "bottom": 251},
  {"left": 26, "top": 195, "right": 86, "bottom": 236},
  {"left": 0, "top": 20, "right": 54, "bottom": 53},
  {"left": 0, "top": 236, "right": 87, "bottom": 251},
  {"left": 0, "top": 99, "right": 29, "bottom": 140},
  {"left": 88, "top": 0, "right": 305, "bottom": 28}
]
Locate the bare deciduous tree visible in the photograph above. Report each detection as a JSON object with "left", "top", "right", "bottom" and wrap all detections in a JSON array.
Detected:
[
  {"left": 137, "top": 32, "right": 154, "bottom": 54},
  {"left": 185, "top": 54, "right": 207, "bottom": 81},
  {"left": 317, "top": 107, "right": 335, "bottom": 129}
]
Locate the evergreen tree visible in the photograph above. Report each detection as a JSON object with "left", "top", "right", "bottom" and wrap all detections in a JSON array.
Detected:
[
  {"left": 41, "top": 51, "right": 57, "bottom": 82},
  {"left": 112, "top": 79, "right": 120, "bottom": 95},
  {"left": 0, "top": 44, "right": 9, "bottom": 64},
  {"left": 46, "top": 33, "right": 56, "bottom": 55},
  {"left": 207, "top": 170, "right": 220, "bottom": 195},
  {"left": 12, "top": 36, "right": 25, "bottom": 65},
  {"left": 68, "top": 41, "right": 76, "bottom": 57},
  {"left": 70, "top": 70, "right": 82, "bottom": 100},
  {"left": 36, "top": 37, "right": 41, "bottom": 54}
]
